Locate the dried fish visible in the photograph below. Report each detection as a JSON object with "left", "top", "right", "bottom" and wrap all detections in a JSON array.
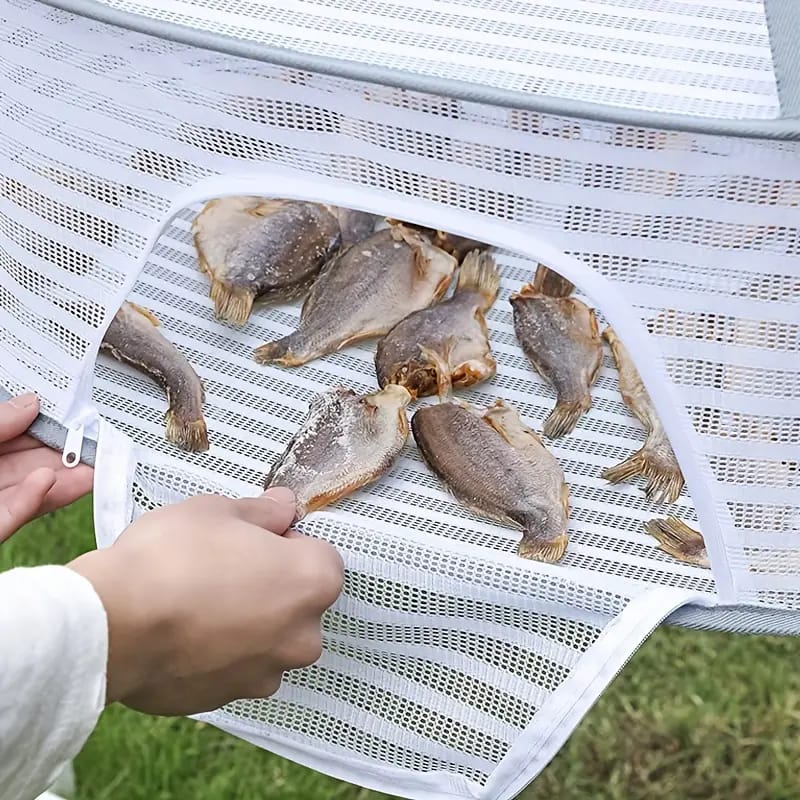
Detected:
[
  {"left": 531, "top": 263, "right": 575, "bottom": 298},
  {"left": 602, "top": 326, "right": 685, "bottom": 503},
  {"left": 645, "top": 517, "right": 709, "bottom": 569},
  {"left": 510, "top": 282, "right": 602, "bottom": 438},
  {"left": 100, "top": 301, "right": 209, "bottom": 452},
  {"left": 254, "top": 222, "right": 458, "bottom": 366},
  {"left": 412, "top": 398, "right": 570, "bottom": 563},
  {"left": 375, "top": 249, "right": 500, "bottom": 399},
  {"left": 265, "top": 384, "right": 412, "bottom": 519},
  {"left": 192, "top": 196, "right": 341, "bottom": 325}
]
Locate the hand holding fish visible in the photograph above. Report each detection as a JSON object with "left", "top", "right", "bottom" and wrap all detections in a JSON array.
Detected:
[
  {"left": 0, "top": 393, "right": 94, "bottom": 542},
  {"left": 68, "top": 487, "right": 344, "bottom": 715}
]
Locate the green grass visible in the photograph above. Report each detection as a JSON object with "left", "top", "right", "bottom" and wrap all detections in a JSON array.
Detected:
[{"left": 6, "top": 498, "right": 800, "bottom": 800}]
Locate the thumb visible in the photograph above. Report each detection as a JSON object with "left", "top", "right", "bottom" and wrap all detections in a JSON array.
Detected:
[
  {"left": 0, "top": 467, "right": 57, "bottom": 542},
  {"left": 232, "top": 486, "right": 297, "bottom": 534}
]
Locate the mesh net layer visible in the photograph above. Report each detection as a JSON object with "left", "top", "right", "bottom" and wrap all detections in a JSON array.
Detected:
[{"left": 1, "top": 0, "right": 799, "bottom": 794}]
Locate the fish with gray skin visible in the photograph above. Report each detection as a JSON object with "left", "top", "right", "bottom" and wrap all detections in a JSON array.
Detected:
[
  {"left": 332, "top": 207, "right": 380, "bottom": 248},
  {"left": 601, "top": 326, "right": 685, "bottom": 503},
  {"left": 100, "top": 301, "right": 209, "bottom": 452},
  {"left": 254, "top": 222, "right": 458, "bottom": 367},
  {"left": 375, "top": 249, "right": 500, "bottom": 399},
  {"left": 264, "top": 384, "right": 412, "bottom": 519},
  {"left": 411, "top": 398, "right": 570, "bottom": 563},
  {"left": 192, "top": 196, "right": 343, "bottom": 325},
  {"left": 510, "top": 282, "right": 603, "bottom": 438},
  {"left": 645, "top": 517, "right": 709, "bottom": 568}
]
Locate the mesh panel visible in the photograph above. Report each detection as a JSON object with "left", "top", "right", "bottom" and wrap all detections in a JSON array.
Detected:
[
  {"left": 123, "top": 456, "right": 677, "bottom": 798},
  {"left": 1, "top": 1, "right": 799, "bottom": 794},
  {"left": 86, "top": 0, "right": 779, "bottom": 120}
]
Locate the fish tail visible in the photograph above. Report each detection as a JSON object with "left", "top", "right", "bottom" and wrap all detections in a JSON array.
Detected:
[
  {"left": 253, "top": 335, "right": 301, "bottom": 366},
  {"left": 209, "top": 279, "right": 255, "bottom": 326},
  {"left": 601, "top": 440, "right": 684, "bottom": 503},
  {"left": 542, "top": 396, "right": 590, "bottom": 438},
  {"left": 532, "top": 264, "right": 574, "bottom": 298},
  {"left": 645, "top": 517, "right": 710, "bottom": 569},
  {"left": 457, "top": 249, "right": 500, "bottom": 308},
  {"left": 165, "top": 410, "right": 209, "bottom": 453},
  {"left": 518, "top": 532, "right": 568, "bottom": 564}
]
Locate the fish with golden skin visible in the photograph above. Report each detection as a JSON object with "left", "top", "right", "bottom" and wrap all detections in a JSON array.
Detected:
[
  {"left": 645, "top": 517, "right": 709, "bottom": 568},
  {"left": 601, "top": 326, "right": 685, "bottom": 503},
  {"left": 264, "top": 384, "right": 412, "bottom": 519},
  {"left": 510, "top": 283, "right": 603, "bottom": 438},
  {"left": 411, "top": 398, "right": 570, "bottom": 563},
  {"left": 100, "top": 301, "right": 209, "bottom": 452},
  {"left": 254, "top": 222, "right": 458, "bottom": 367},
  {"left": 374, "top": 249, "right": 500, "bottom": 399},
  {"left": 192, "top": 196, "right": 343, "bottom": 325}
]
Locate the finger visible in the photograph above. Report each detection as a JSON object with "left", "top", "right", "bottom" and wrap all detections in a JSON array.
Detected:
[
  {"left": 0, "top": 393, "right": 40, "bottom": 444},
  {"left": 0, "top": 467, "right": 57, "bottom": 542},
  {"left": 40, "top": 464, "right": 94, "bottom": 514},
  {"left": 0, "top": 434, "right": 41, "bottom": 457},
  {"left": 0, "top": 447, "right": 69, "bottom": 492},
  {"left": 233, "top": 487, "right": 297, "bottom": 533}
]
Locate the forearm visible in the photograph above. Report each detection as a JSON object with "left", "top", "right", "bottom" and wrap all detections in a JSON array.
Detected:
[{"left": 0, "top": 565, "right": 108, "bottom": 800}]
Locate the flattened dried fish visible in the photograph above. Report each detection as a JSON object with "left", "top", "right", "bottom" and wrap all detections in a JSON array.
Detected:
[
  {"left": 254, "top": 222, "right": 458, "bottom": 367},
  {"left": 510, "top": 283, "right": 602, "bottom": 438},
  {"left": 265, "top": 384, "right": 411, "bottom": 518},
  {"left": 331, "top": 207, "right": 380, "bottom": 247},
  {"left": 387, "top": 219, "right": 489, "bottom": 261},
  {"left": 601, "top": 326, "right": 685, "bottom": 503},
  {"left": 192, "top": 196, "right": 341, "bottom": 325},
  {"left": 375, "top": 250, "right": 500, "bottom": 399},
  {"left": 531, "top": 263, "right": 575, "bottom": 298},
  {"left": 412, "top": 399, "right": 570, "bottom": 563},
  {"left": 645, "top": 517, "right": 709, "bottom": 569},
  {"left": 100, "top": 301, "right": 209, "bottom": 452}
]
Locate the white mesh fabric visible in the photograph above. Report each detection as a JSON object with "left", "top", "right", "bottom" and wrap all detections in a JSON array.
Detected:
[
  {"left": 1, "top": 1, "right": 799, "bottom": 794},
  {"left": 83, "top": 0, "right": 779, "bottom": 120}
]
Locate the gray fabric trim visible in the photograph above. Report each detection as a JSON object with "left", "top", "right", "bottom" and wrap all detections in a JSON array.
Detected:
[
  {"left": 765, "top": 0, "right": 800, "bottom": 119},
  {"left": 38, "top": 0, "right": 800, "bottom": 141},
  {"left": 0, "top": 386, "right": 96, "bottom": 467}
]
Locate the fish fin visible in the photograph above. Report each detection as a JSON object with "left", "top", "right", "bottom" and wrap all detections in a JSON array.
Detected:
[
  {"left": 418, "top": 343, "right": 453, "bottom": 401},
  {"left": 451, "top": 356, "right": 496, "bottom": 389},
  {"left": 165, "top": 412, "right": 209, "bottom": 453},
  {"left": 542, "top": 396, "right": 590, "bottom": 438},
  {"left": 209, "top": 280, "right": 255, "bottom": 326},
  {"left": 127, "top": 302, "right": 160, "bottom": 327},
  {"left": 509, "top": 282, "right": 540, "bottom": 301},
  {"left": 518, "top": 533, "right": 568, "bottom": 564},
  {"left": 457, "top": 250, "right": 500, "bottom": 308},
  {"left": 247, "top": 199, "right": 288, "bottom": 218},
  {"left": 253, "top": 336, "right": 304, "bottom": 366},
  {"left": 532, "top": 264, "right": 575, "bottom": 298},
  {"left": 645, "top": 517, "right": 710, "bottom": 569},
  {"left": 601, "top": 444, "right": 684, "bottom": 504}
]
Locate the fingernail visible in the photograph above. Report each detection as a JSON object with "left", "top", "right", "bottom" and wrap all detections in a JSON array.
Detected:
[
  {"left": 261, "top": 485, "right": 296, "bottom": 505},
  {"left": 9, "top": 392, "right": 36, "bottom": 410}
]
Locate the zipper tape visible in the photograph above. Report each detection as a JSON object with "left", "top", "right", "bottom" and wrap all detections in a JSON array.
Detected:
[{"left": 0, "top": 385, "right": 97, "bottom": 468}]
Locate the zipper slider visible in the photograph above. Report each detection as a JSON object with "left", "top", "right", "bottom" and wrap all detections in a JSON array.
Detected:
[{"left": 62, "top": 424, "right": 85, "bottom": 469}]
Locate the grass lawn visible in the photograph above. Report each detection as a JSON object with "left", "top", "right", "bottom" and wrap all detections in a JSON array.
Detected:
[{"left": 5, "top": 497, "right": 800, "bottom": 800}]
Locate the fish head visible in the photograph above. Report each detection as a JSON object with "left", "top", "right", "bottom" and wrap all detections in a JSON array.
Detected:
[
  {"left": 363, "top": 384, "right": 412, "bottom": 435},
  {"left": 378, "top": 357, "right": 439, "bottom": 400}
]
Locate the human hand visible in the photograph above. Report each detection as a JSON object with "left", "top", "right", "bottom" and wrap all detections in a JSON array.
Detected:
[
  {"left": 0, "top": 393, "right": 94, "bottom": 542},
  {"left": 68, "top": 487, "right": 344, "bottom": 716}
]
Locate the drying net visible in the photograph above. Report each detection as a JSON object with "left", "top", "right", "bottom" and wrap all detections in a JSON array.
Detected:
[
  {"left": 78, "top": 0, "right": 780, "bottom": 121},
  {"left": 1, "top": 0, "right": 798, "bottom": 796}
]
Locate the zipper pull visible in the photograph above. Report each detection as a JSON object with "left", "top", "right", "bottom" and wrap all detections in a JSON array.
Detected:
[{"left": 62, "top": 424, "right": 85, "bottom": 469}]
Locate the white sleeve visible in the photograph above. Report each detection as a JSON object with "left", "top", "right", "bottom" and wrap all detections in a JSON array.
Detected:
[{"left": 0, "top": 565, "right": 108, "bottom": 800}]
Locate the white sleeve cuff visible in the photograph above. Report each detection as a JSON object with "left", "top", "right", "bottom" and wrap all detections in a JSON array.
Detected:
[{"left": 0, "top": 564, "right": 108, "bottom": 800}]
